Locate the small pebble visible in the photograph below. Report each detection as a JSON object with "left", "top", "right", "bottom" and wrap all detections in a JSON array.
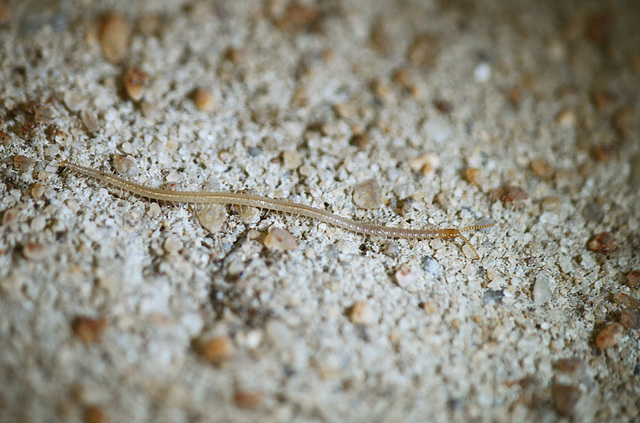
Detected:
[
  {"left": 556, "top": 109, "right": 577, "bottom": 127},
  {"left": 193, "top": 88, "right": 216, "bottom": 112},
  {"left": 552, "top": 383, "right": 580, "bottom": 416},
  {"left": 282, "top": 150, "right": 302, "bottom": 169},
  {"left": 423, "top": 118, "right": 452, "bottom": 143},
  {"left": 626, "top": 270, "right": 640, "bottom": 289},
  {"left": 553, "top": 358, "right": 586, "bottom": 375},
  {"left": 588, "top": 232, "right": 616, "bottom": 252},
  {"left": 196, "top": 205, "right": 227, "bottom": 233},
  {"left": 31, "top": 182, "right": 46, "bottom": 199},
  {"left": 620, "top": 308, "right": 640, "bottom": 330},
  {"left": 612, "top": 293, "right": 640, "bottom": 308},
  {"left": 198, "top": 335, "right": 234, "bottom": 365},
  {"left": 264, "top": 227, "right": 297, "bottom": 251},
  {"left": 353, "top": 179, "right": 381, "bottom": 209},
  {"left": 73, "top": 316, "right": 107, "bottom": 343},
  {"left": 434, "top": 99, "right": 454, "bottom": 114},
  {"left": 0, "top": 0, "right": 10, "bottom": 25},
  {"left": 233, "top": 390, "right": 263, "bottom": 409},
  {"left": 421, "top": 256, "right": 439, "bottom": 277},
  {"left": 463, "top": 167, "right": 482, "bottom": 186},
  {"left": 333, "top": 101, "right": 358, "bottom": 120},
  {"left": 113, "top": 155, "right": 138, "bottom": 176},
  {"left": 591, "top": 89, "right": 617, "bottom": 113},
  {"left": 592, "top": 144, "right": 614, "bottom": 162},
  {"left": 541, "top": 197, "right": 561, "bottom": 211},
  {"left": 500, "top": 185, "right": 529, "bottom": 204},
  {"left": 348, "top": 301, "right": 376, "bottom": 325},
  {"left": 124, "top": 68, "right": 148, "bottom": 101},
  {"left": 84, "top": 406, "right": 107, "bottom": 423},
  {"left": 350, "top": 133, "right": 370, "bottom": 150},
  {"left": 407, "top": 33, "right": 440, "bottom": 66},
  {"left": 237, "top": 205, "right": 260, "bottom": 223},
  {"left": 533, "top": 272, "right": 553, "bottom": 304},
  {"left": 595, "top": 323, "right": 624, "bottom": 349},
  {"left": 395, "top": 263, "right": 418, "bottom": 289},
  {"left": 409, "top": 153, "right": 439, "bottom": 176},
  {"left": 30, "top": 216, "right": 46, "bottom": 231},
  {"left": 2, "top": 207, "right": 21, "bottom": 225},
  {"left": 100, "top": 12, "right": 131, "bottom": 63},
  {"left": 614, "top": 107, "right": 633, "bottom": 138},
  {"left": 23, "top": 242, "right": 50, "bottom": 261},
  {"left": 474, "top": 62, "right": 491, "bottom": 82},
  {"left": 530, "top": 159, "right": 554, "bottom": 179},
  {"left": 14, "top": 155, "right": 35, "bottom": 172},
  {"left": 163, "top": 235, "right": 183, "bottom": 255},
  {"left": 81, "top": 110, "right": 101, "bottom": 134}
]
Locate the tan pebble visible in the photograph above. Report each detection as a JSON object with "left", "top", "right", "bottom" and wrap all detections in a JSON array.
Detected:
[
  {"left": 74, "top": 316, "right": 107, "bottom": 343},
  {"left": 274, "top": 3, "right": 321, "bottom": 33},
  {"left": 30, "top": 216, "right": 46, "bottom": 231},
  {"left": 81, "top": 110, "right": 101, "bottom": 134},
  {"left": 163, "top": 235, "right": 183, "bottom": 255},
  {"left": 556, "top": 109, "right": 576, "bottom": 127},
  {"left": 14, "top": 155, "right": 35, "bottom": 172},
  {"left": 541, "top": 196, "right": 561, "bottom": 211},
  {"left": 588, "top": 232, "right": 616, "bottom": 252},
  {"left": 407, "top": 33, "right": 440, "bottom": 66},
  {"left": 553, "top": 358, "right": 586, "bottom": 375},
  {"left": 137, "top": 13, "right": 161, "bottom": 36},
  {"left": 620, "top": 308, "right": 640, "bottom": 330},
  {"left": 371, "top": 78, "right": 392, "bottom": 101},
  {"left": 421, "top": 301, "right": 439, "bottom": 314},
  {"left": 395, "top": 263, "right": 418, "bottom": 288},
  {"left": 237, "top": 205, "right": 260, "bottom": 223},
  {"left": 264, "top": 227, "right": 297, "bottom": 251},
  {"left": 113, "top": 154, "right": 138, "bottom": 176},
  {"left": 595, "top": 323, "right": 624, "bottom": 349},
  {"left": 123, "top": 68, "right": 148, "bottom": 101},
  {"left": 193, "top": 88, "right": 216, "bottom": 112},
  {"left": 23, "top": 242, "right": 50, "bottom": 261},
  {"left": 392, "top": 68, "right": 413, "bottom": 91},
  {"left": 84, "top": 406, "right": 107, "bottom": 423},
  {"left": 100, "top": 12, "right": 131, "bottom": 63},
  {"left": 31, "top": 182, "right": 46, "bottom": 199},
  {"left": 196, "top": 205, "right": 227, "bottom": 233},
  {"left": 408, "top": 153, "right": 439, "bottom": 175},
  {"left": 348, "top": 301, "right": 376, "bottom": 325},
  {"left": 551, "top": 383, "right": 580, "bottom": 416},
  {"left": 626, "top": 270, "right": 640, "bottom": 289},
  {"left": 592, "top": 144, "right": 614, "bottom": 162},
  {"left": 353, "top": 179, "right": 381, "bottom": 209},
  {"left": 198, "top": 335, "right": 234, "bottom": 365},
  {"left": 282, "top": 150, "right": 302, "bottom": 169},
  {"left": 369, "top": 22, "right": 392, "bottom": 54},
  {"left": 530, "top": 158, "right": 554, "bottom": 179},
  {"left": 463, "top": 167, "right": 483, "bottom": 186},
  {"left": 233, "top": 390, "right": 262, "bottom": 409},
  {"left": 333, "top": 102, "right": 358, "bottom": 120},
  {"left": 350, "top": 132, "right": 369, "bottom": 150},
  {"left": 224, "top": 47, "right": 246, "bottom": 65}
]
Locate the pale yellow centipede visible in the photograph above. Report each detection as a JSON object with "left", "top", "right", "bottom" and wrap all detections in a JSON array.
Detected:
[{"left": 61, "top": 161, "right": 494, "bottom": 259}]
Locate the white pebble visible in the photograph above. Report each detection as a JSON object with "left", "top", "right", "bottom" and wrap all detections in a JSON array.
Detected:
[{"left": 474, "top": 62, "right": 491, "bottom": 82}]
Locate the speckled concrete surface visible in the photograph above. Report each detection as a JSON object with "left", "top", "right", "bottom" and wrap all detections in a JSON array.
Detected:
[{"left": 1, "top": 0, "right": 639, "bottom": 422}]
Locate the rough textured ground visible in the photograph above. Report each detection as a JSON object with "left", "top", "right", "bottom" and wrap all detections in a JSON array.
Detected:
[{"left": 1, "top": 0, "right": 639, "bottom": 422}]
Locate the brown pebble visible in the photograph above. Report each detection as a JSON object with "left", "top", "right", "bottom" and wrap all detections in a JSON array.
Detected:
[
  {"left": 198, "top": 335, "right": 234, "bottom": 365},
  {"left": 552, "top": 383, "right": 580, "bottom": 416},
  {"left": 500, "top": 185, "right": 529, "bottom": 204},
  {"left": 350, "top": 133, "right": 369, "bottom": 150},
  {"left": 530, "top": 159, "right": 554, "bottom": 179},
  {"left": 369, "top": 21, "right": 392, "bottom": 55},
  {"left": 508, "top": 86, "right": 523, "bottom": 108},
  {"left": 463, "top": 167, "right": 483, "bottom": 186},
  {"left": 392, "top": 68, "right": 413, "bottom": 91},
  {"left": 31, "top": 182, "right": 46, "bottom": 199},
  {"left": 348, "top": 301, "right": 376, "bottom": 325},
  {"left": 434, "top": 99, "right": 453, "bottom": 114},
  {"left": 614, "top": 107, "right": 633, "bottom": 138},
  {"left": 586, "top": 11, "right": 611, "bottom": 46},
  {"left": 588, "top": 232, "right": 616, "bottom": 252},
  {"left": 626, "top": 270, "right": 640, "bottom": 289},
  {"left": 193, "top": 88, "right": 216, "bottom": 112},
  {"left": 123, "top": 68, "right": 148, "bottom": 101},
  {"left": 274, "top": 3, "right": 321, "bottom": 33},
  {"left": 264, "top": 227, "right": 297, "bottom": 251},
  {"left": 2, "top": 207, "right": 21, "bottom": 225},
  {"left": 612, "top": 292, "right": 640, "bottom": 309},
  {"left": 14, "top": 155, "right": 35, "bottom": 172},
  {"left": 223, "top": 47, "right": 246, "bottom": 65},
  {"left": 100, "top": 12, "right": 131, "bottom": 63},
  {"left": 620, "top": 308, "right": 640, "bottom": 330},
  {"left": 85, "top": 406, "right": 107, "bottom": 423},
  {"left": 553, "top": 358, "right": 586, "bottom": 375},
  {"left": 74, "top": 316, "right": 107, "bottom": 343},
  {"left": 23, "top": 242, "right": 50, "bottom": 261},
  {"left": 408, "top": 153, "right": 439, "bottom": 176},
  {"left": 592, "top": 144, "right": 614, "bottom": 162},
  {"left": 0, "top": 0, "right": 10, "bottom": 24},
  {"left": 233, "top": 390, "right": 263, "bottom": 409},
  {"left": 591, "top": 89, "right": 617, "bottom": 113},
  {"left": 353, "top": 179, "right": 381, "bottom": 209},
  {"left": 595, "top": 322, "right": 624, "bottom": 349},
  {"left": 113, "top": 154, "right": 138, "bottom": 176},
  {"left": 407, "top": 33, "right": 440, "bottom": 66}
]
